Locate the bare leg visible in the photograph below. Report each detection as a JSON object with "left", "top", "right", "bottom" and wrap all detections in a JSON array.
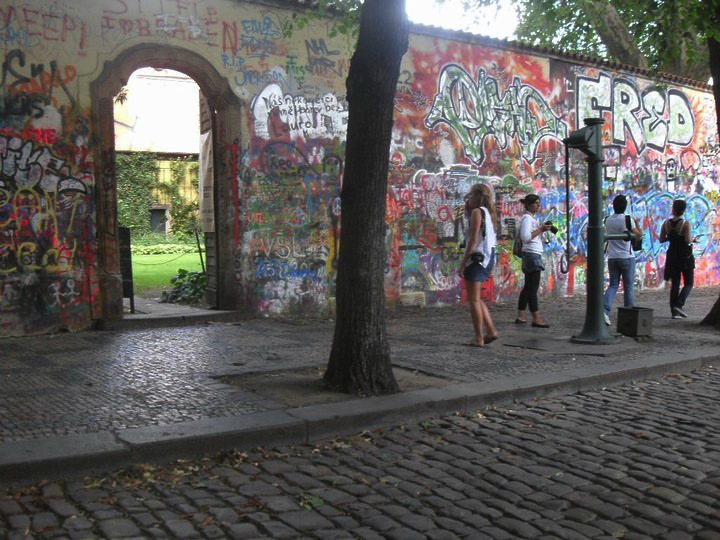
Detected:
[
  {"left": 481, "top": 301, "right": 498, "bottom": 339},
  {"left": 466, "top": 281, "right": 485, "bottom": 346}
]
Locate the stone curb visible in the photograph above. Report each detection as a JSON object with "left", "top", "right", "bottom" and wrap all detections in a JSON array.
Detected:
[
  {"left": 95, "top": 310, "right": 248, "bottom": 331},
  {"left": 1, "top": 348, "right": 716, "bottom": 488}
]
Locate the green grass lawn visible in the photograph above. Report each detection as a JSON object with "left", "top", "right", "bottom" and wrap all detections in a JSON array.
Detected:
[{"left": 131, "top": 252, "right": 204, "bottom": 296}]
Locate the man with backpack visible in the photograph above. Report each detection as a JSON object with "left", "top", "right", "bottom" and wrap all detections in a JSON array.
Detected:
[{"left": 603, "top": 195, "right": 643, "bottom": 326}]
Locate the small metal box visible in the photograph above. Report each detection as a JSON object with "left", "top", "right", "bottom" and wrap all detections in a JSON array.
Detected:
[{"left": 617, "top": 307, "right": 653, "bottom": 337}]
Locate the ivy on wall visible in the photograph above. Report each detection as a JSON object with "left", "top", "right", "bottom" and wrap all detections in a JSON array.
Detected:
[
  {"left": 116, "top": 152, "right": 200, "bottom": 240},
  {"left": 116, "top": 152, "right": 158, "bottom": 237},
  {"left": 166, "top": 157, "right": 200, "bottom": 241}
]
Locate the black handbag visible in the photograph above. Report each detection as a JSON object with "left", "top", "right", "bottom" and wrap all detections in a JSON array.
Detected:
[
  {"left": 470, "top": 252, "right": 484, "bottom": 264},
  {"left": 625, "top": 216, "right": 642, "bottom": 252}
]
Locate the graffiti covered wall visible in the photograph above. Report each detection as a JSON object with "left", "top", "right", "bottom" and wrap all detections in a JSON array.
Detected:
[
  {"left": 1, "top": 0, "right": 718, "bottom": 337},
  {"left": 388, "top": 36, "right": 720, "bottom": 306},
  {"left": 1, "top": 43, "right": 96, "bottom": 335}
]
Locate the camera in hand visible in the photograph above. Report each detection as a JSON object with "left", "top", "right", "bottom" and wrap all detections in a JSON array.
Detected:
[
  {"left": 470, "top": 252, "right": 484, "bottom": 264},
  {"left": 545, "top": 221, "right": 559, "bottom": 234}
]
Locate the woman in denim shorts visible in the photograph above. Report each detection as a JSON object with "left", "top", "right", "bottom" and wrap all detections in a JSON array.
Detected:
[{"left": 460, "top": 183, "right": 499, "bottom": 347}]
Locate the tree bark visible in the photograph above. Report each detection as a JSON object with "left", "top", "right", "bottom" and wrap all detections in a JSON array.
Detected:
[
  {"left": 700, "top": 291, "right": 720, "bottom": 328},
  {"left": 324, "top": 0, "right": 408, "bottom": 395},
  {"left": 584, "top": 1, "right": 649, "bottom": 70}
]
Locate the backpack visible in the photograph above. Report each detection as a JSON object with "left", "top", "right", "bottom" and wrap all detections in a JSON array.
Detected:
[
  {"left": 625, "top": 215, "right": 643, "bottom": 252},
  {"left": 513, "top": 215, "right": 526, "bottom": 259}
]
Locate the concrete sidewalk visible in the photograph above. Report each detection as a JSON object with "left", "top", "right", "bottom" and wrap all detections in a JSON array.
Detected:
[{"left": 1, "top": 288, "right": 719, "bottom": 488}]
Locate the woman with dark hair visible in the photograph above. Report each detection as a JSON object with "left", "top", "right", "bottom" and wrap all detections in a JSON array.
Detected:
[
  {"left": 516, "top": 194, "right": 552, "bottom": 327},
  {"left": 660, "top": 199, "right": 698, "bottom": 319},
  {"left": 460, "top": 183, "right": 499, "bottom": 347}
]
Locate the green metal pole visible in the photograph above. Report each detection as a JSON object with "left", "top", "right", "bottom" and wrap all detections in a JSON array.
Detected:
[{"left": 569, "top": 118, "right": 618, "bottom": 344}]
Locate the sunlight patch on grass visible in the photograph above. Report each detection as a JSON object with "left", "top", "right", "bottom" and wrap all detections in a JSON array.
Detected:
[{"left": 131, "top": 252, "right": 204, "bottom": 295}]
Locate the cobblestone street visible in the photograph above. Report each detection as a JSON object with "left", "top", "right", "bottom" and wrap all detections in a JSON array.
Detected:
[{"left": 2, "top": 367, "right": 719, "bottom": 539}]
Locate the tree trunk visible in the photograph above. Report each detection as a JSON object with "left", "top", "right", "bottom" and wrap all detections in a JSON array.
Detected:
[
  {"left": 700, "top": 291, "right": 720, "bottom": 328},
  {"left": 584, "top": 1, "right": 649, "bottom": 70},
  {"left": 324, "top": 0, "right": 408, "bottom": 395},
  {"left": 709, "top": 36, "right": 720, "bottom": 137}
]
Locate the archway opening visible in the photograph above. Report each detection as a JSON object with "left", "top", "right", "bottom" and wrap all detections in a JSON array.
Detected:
[
  {"left": 91, "top": 44, "right": 242, "bottom": 320},
  {"left": 113, "top": 67, "right": 205, "bottom": 308}
]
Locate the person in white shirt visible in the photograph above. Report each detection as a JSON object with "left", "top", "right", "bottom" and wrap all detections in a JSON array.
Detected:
[
  {"left": 460, "top": 183, "right": 499, "bottom": 347},
  {"left": 516, "top": 194, "right": 553, "bottom": 327},
  {"left": 603, "top": 195, "right": 642, "bottom": 325}
]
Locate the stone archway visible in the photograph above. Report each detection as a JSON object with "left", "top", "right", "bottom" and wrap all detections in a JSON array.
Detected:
[{"left": 90, "top": 44, "right": 242, "bottom": 320}]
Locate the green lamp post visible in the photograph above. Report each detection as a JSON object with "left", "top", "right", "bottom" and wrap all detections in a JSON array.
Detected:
[{"left": 565, "top": 118, "right": 630, "bottom": 344}]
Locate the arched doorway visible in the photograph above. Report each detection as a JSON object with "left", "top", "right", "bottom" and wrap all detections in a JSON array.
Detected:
[{"left": 91, "top": 44, "right": 242, "bottom": 320}]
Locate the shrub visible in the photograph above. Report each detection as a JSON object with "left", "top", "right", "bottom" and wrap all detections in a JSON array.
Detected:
[
  {"left": 160, "top": 269, "right": 206, "bottom": 304},
  {"left": 132, "top": 244, "right": 203, "bottom": 255}
]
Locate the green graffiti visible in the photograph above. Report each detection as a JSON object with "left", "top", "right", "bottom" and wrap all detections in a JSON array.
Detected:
[{"left": 425, "top": 64, "right": 568, "bottom": 165}]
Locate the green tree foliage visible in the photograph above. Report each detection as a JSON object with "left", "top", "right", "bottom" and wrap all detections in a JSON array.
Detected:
[
  {"left": 116, "top": 152, "right": 159, "bottom": 236},
  {"left": 282, "top": 0, "right": 361, "bottom": 41},
  {"left": 515, "top": 0, "right": 709, "bottom": 77},
  {"left": 511, "top": 0, "right": 720, "bottom": 133}
]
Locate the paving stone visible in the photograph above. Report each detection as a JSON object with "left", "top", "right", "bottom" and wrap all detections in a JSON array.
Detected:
[
  {"left": 431, "top": 487, "right": 466, "bottom": 501},
  {"left": 621, "top": 516, "right": 669, "bottom": 537},
  {"left": 131, "top": 511, "right": 159, "bottom": 528},
  {"left": 564, "top": 507, "right": 597, "bottom": 523},
  {"left": 660, "top": 531, "right": 695, "bottom": 540},
  {"left": 681, "top": 499, "right": 717, "bottom": 516},
  {"left": 434, "top": 516, "right": 476, "bottom": 536},
  {"left": 7, "top": 514, "right": 30, "bottom": 529},
  {"left": 3, "top": 327, "right": 720, "bottom": 540},
  {"left": 329, "top": 515, "right": 359, "bottom": 530},
  {"left": 0, "top": 500, "right": 22, "bottom": 516},
  {"left": 92, "top": 509, "right": 125, "bottom": 520},
  {"left": 98, "top": 518, "right": 142, "bottom": 538},
  {"left": 351, "top": 527, "right": 385, "bottom": 540},
  {"left": 42, "top": 484, "right": 65, "bottom": 499},
  {"left": 7, "top": 531, "right": 36, "bottom": 540},
  {"left": 31, "top": 511, "right": 60, "bottom": 532},
  {"left": 62, "top": 515, "right": 94, "bottom": 531},
  {"left": 46, "top": 499, "right": 81, "bottom": 518},
  {"left": 276, "top": 509, "right": 333, "bottom": 531},
  {"left": 257, "top": 519, "right": 299, "bottom": 538},
  {"left": 315, "top": 529, "right": 356, "bottom": 540},
  {"left": 383, "top": 527, "right": 426, "bottom": 540},
  {"left": 307, "top": 487, "right": 356, "bottom": 506},
  {"left": 476, "top": 525, "right": 515, "bottom": 539},
  {"left": 396, "top": 512, "right": 436, "bottom": 531},
  {"left": 425, "top": 529, "right": 461, "bottom": 540},
  {"left": 558, "top": 519, "right": 606, "bottom": 538},
  {"left": 225, "top": 522, "right": 261, "bottom": 539},
  {"left": 363, "top": 514, "right": 402, "bottom": 532}
]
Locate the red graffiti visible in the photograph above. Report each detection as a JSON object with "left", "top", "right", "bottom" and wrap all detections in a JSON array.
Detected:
[
  {"left": 100, "top": 7, "right": 219, "bottom": 45},
  {"left": 0, "top": 6, "right": 87, "bottom": 51},
  {"left": 0, "top": 128, "right": 56, "bottom": 144}
]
